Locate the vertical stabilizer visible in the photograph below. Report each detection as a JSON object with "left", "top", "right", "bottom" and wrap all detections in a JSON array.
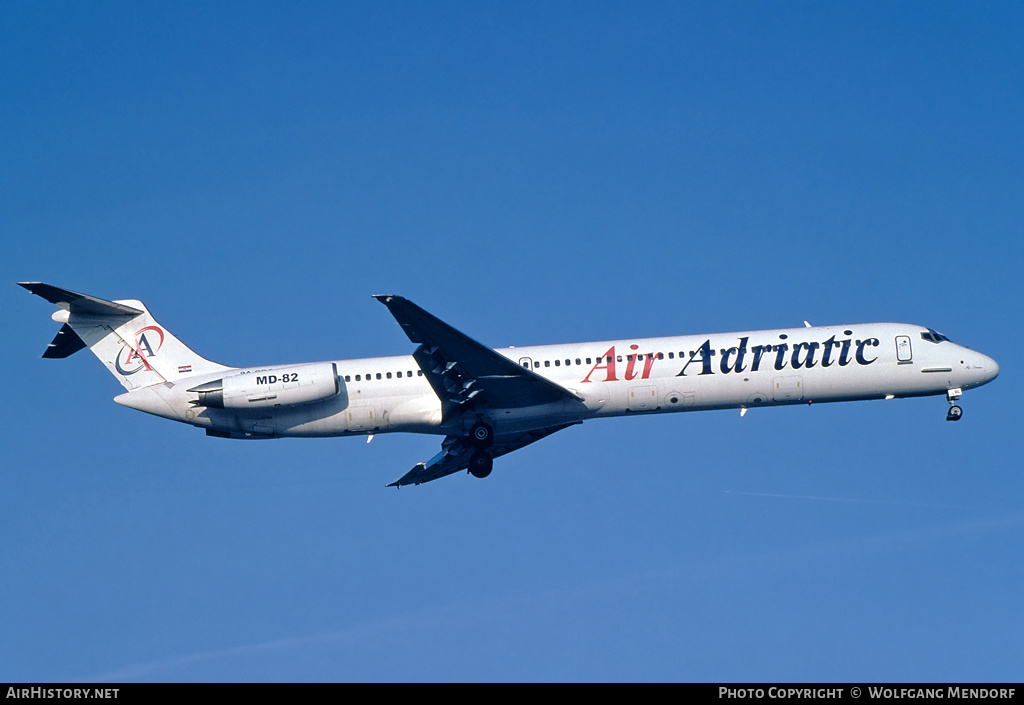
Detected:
[{"left": 19, "top": 283, "right": 231, "bottom": 390}]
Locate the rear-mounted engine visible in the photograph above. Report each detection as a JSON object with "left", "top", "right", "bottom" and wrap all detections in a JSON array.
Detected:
[{"left": 189, "top": 362, "right": 339, "bottom": 409}]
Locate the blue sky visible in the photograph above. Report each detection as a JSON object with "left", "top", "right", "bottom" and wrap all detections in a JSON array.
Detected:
[{"left": 2, "top": 2, "right": 1022, "bottom": 682}]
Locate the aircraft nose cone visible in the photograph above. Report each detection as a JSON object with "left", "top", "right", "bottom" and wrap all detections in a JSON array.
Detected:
[
  {"left": 984, "top": 354, "right": 1000, "bottom": 382},
  {"left": 958, "top": 350, "right": 999, "bottom": 391},
  {"left": 965, "top": 350, "right": 1000, "bottom": 386}
]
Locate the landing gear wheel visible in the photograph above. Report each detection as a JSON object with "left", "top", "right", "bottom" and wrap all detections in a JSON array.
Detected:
[
  {"left": 469, "top": 421, "right": 494, "bottom": 449},
  {"left": 469, "top": 452, "right": 493, "bottom": 479},
  {"left": 946, "top": 405, "right": 963, "bottom": 422}
]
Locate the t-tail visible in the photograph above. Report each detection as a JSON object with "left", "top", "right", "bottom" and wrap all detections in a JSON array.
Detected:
[{"left": 19, "top": 283, "right": 230, "bottom": 389}]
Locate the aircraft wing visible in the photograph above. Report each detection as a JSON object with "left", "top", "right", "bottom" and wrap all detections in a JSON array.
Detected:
[
  {"left": 387, "top": 423, "right": 578, "bottom": 487},
  {"left": 374, "top": 295, "right": 583, "bottom": 419}
]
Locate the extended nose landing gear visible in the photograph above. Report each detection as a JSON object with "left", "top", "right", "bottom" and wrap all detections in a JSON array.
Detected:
[{"left": 946, "top": 388, "right": 963, "bottom": 422}]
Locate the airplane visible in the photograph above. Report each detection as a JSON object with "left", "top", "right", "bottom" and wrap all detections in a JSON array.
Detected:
[{"left": 20, "top": 282, "right": 999, "bottom": 487}]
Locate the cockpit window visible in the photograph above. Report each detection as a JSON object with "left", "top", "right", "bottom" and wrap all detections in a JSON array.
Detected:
[{"left": 921, "top": 329, "right": 951, "bottom": 344}]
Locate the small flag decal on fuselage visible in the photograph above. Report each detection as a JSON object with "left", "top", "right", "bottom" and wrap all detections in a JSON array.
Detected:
[{"left": 178, "top": 365, "right": 192, "bottom": 373}]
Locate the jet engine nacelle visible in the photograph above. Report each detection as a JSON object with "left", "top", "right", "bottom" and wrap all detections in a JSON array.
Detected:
[{"left": 189, "top": 362, "right": 339, "bottom": 410}]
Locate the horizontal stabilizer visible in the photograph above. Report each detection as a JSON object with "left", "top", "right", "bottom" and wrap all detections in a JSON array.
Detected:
[
  {"left": 17, "top": 282, "right": 142, "bottom": 317},
  {"left": 43, "top": 323, "right": 87, "bottom": 359}
]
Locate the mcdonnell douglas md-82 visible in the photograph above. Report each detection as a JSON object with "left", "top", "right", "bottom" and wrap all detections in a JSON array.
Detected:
[{"left": 20, "top": 283, "right": 999, "bottom": 487}]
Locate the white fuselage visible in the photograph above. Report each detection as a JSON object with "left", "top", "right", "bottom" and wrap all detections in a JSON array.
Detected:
[{"left": 116, "top": 322, "right": 999, "bottom": 440}]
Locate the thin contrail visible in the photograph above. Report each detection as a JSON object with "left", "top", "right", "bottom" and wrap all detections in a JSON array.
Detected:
[
  {"left": 81, "top": 501, "right": 1021, "bottom": 682},
  {"left": 724, "top": 490, "right": 975, "bottom": 510}
]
